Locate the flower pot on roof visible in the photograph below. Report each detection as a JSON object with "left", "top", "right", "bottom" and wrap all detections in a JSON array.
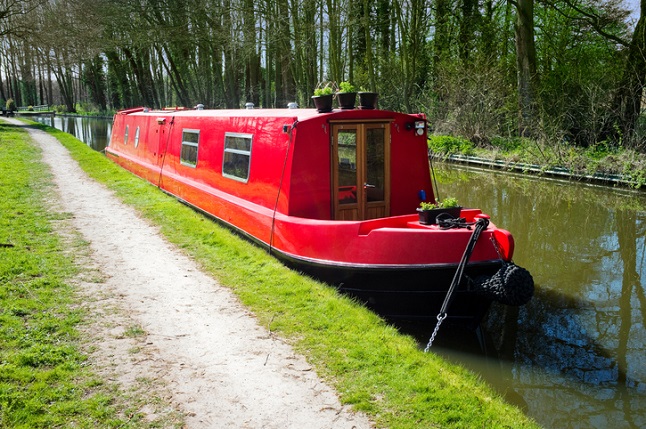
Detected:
[
  {"left": 336, "top": 82, "right": 357, "bottom": 109},
  {"left": 358, "top": 90, "right": 378, "bottom": 109},
  {"left": 312, "top": 86, "right": 334, "bottom": 113},
  {"left": 416, "top": 197, "right": 462, "bottom": 225}
]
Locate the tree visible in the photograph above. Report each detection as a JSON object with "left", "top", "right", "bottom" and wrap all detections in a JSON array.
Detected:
[
  {"left": 0, "top": 0, "right": 47, "bottom": 37},
  {"left": 609, "top": 0, "right": 645, "bottom": 147},
  {"left": 543, "top": 0, "right": 644, "bottom": 146},
  {"left": 513, "top": 0, "right": 539, "bottom": 136}
]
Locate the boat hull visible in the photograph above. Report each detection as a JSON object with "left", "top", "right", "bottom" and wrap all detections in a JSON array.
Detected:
[
  {"left": 105, "top": 107, "right": 528, "bottom": 326},
  {"left": 274, "top": 248, "right": 500, "bottom": 326}
]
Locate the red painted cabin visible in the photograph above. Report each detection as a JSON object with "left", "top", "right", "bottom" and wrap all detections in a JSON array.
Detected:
[{"left": 106, "top": 106, "right": 522, "bottom": 324}]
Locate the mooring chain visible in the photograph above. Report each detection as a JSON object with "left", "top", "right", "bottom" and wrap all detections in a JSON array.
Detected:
[
  {"left": 424, "top": 312, "right": 447, "bottom": 352},
  {"left": 424, "top": 217, "right": 489, "bottom": 352}
]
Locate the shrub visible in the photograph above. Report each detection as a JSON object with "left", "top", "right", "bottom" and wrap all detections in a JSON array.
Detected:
[
  {"left": 585, "top": 140, "right": 619, "bottom": 160},
  {"left": 427, "top": 135, "right": 475, "bottom": 156},
  {"left": 6, "top": 98, "right": 17, "bottom": 111},
  {"left": 490, "top": 136, "right": 526, "bottom": 153}
]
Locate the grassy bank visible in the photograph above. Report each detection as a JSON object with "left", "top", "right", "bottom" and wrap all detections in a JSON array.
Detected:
[
  {"left": 3, "top": 119, "right": 540, "bottom": 428},
  {"left": 0, "top": 123, "right": 178, "bottom": 427},
  {"left": 428, "top": 134, "right": 646, "bottom": 189}
]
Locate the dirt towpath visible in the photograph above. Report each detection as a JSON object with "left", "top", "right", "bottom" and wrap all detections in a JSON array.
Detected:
[{"left": 5, "top": 118, "right": 373, "bottom": 429}]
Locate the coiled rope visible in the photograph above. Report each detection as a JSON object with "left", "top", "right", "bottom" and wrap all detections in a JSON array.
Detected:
[{"left": 469, "top": 263, "right": 534, "bottom": 306}]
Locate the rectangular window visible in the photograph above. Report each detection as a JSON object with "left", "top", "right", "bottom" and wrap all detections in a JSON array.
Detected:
[
  {"left": 223, "top": 133, "right": 252, "bottom": 182},
  {"left": 180, "top": 129, "right": 200, "bottom": 167}
]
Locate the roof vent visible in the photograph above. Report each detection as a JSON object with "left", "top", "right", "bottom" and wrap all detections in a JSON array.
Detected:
[
  {"left": 287, "top": 102, "right": 298, "bottom": 109},
  {"left": 245, "top": 102, "right": 254, "bottom": 110},
  {"left": 195, "top": 104, "right": 204, "bottom": 110}
]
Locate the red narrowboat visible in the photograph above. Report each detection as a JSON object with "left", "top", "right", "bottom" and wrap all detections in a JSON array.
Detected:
[{"left": 106, "top": 105, "right": 532, "bottom": 325}]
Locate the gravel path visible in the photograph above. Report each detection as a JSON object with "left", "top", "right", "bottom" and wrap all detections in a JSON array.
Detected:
[{"left": 5, "top": 118, "right": 372, "bottom": 429}]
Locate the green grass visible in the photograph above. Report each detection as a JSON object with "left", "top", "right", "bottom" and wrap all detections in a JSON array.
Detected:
[
  {"left": 1, "top": 123, "right": 115, "bottom": 427},
  {"left": 3, "top": 120, "right": 540, "bottom": 428},
  {"left": 0, "top": 122, "right": 181, "bottom": 428}
]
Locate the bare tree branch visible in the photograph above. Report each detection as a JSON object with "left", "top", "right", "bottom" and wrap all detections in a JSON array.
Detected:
[{"left": 539, "top": 0, "right": 631, "bottom": 47}]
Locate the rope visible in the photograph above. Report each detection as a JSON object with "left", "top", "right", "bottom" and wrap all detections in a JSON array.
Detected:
[
  {"left": 269, "top": 121, "right": 297, "bottom": 256},
  {"left": 424, "top": 217, "right": 489, "bottom": 352},
  {"left": 157, "top": 116, "right": 175, "bottom": 188},
  {"left": 469, "top": 263, "right": 534, "bottom": 306},
  {"left": 428, "top": 151, "right": 441, "bottom": 203},
  {"left": 435, "top": 213, "right": 469, "bottom": 230}
]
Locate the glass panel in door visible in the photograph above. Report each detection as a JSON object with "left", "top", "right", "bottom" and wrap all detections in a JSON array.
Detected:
[
  {"left": 366, "top": 127, "right": 385, "bottom": 202},
  {"left": 364, "top": 126, "right": 387, "bottom": 219},
  {"left": 337, "top": 130, "right": 358, "bottom": 205}
]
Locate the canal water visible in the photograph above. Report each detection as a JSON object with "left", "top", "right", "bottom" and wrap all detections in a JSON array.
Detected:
[
  {"left": 33, "top": 115, "right": 111, "bottom": 152},
  {"left": 431, "top": 164, "right": 646, "bottom": 429},
  {"left": 37, "top": 115, "right": 645, "bottom": 428}
]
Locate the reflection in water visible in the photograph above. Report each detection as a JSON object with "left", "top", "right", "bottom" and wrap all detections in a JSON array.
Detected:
[
  {"left": 433, "top": 164, "right": 646, "bottom": 428},
  {"left": 32, "top": 115, "right": 111, "bottom": 152}
]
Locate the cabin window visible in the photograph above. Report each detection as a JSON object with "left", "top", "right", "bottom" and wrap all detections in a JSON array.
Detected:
[
  {"left": 134, "top": 127, "right": 140, "bottom": 148},
  {"left": 180, "top": 129, "right": 200, "bottom": 167},
  {"left": 223, "top": 133, "right": 252, "bottom": 182},
  {"left": 124, "top": 125, "right": 129, "bottom": 145}
]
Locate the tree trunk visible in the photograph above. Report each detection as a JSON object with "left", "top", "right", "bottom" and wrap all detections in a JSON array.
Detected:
[
  {"left": 82, "top": 55, "right": 107, "bottom": 111},
  {"left": 326, "top": 0, "right": 343, "bottom": 83},
  {"left": 244, "top": 0, "right": 261, "bottom": 106},
  {"left": 363, "top": 0, "right": 377, "bottom": 91},
  {"left": 607, "top": 0, "right": 645, "bottom": 147},
  {"left": 53, "top": 54, "right": 76, "bottom": 113},
  {"left": 0, "top": 46, "right": 7, "bottom": 101},
  {"left": 514, "top": 0, "right": 539, "bottom": 136},
  {"left": 459, "top": 0, "right": 478, "bottom": 63},
  {"left": 275, "top": 0, "right": 295, "bottom": 107},
  {"left": 105, "top": 50, "right": 131, "bottom": 110},
  {"left": 433, "top": 0, "right": 450, "bottom": 78}
]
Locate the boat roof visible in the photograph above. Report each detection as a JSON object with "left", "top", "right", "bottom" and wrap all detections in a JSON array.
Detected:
[{"left": 117, "top": 107, "right": 422, "bottom": 122}]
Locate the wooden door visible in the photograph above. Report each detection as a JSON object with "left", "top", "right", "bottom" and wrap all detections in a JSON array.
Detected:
[{"left": 332, "top": 122, "right": 390, "bottom": 220}]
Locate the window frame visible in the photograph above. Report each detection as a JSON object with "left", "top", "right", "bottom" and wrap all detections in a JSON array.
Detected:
[
  {"left": 222, "top": 132, "right": 253, "bottom": 183},
  {"left": 180, "top": 129, "right": 200, "bottom": 168}
]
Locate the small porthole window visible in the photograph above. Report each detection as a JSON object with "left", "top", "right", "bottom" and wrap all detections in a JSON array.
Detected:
[
  {"left": 134, "top": 127, "right": 140, "bottom": 148},
  {"left": 124, "top": 125, "right": 129, "bottom": 145},
  {"left": 180, "top": 129, "right": 200, "bottom": 167},
  {"left": 223, "top": 133, "right": 252, "bottom": 182}
]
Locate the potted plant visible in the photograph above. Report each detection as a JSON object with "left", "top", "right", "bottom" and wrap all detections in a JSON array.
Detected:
[
  {"left": 336, "top": 81, "right": 357, "bottom": 109},
  {"left": 416, "top": 197, "right": 462, "bottom": 225},
  {"left": 312, "top": 85, "right": 334, "bottom": 113},
  {"left": 358, "top": 87, "right": 378, "bottom": 109}
]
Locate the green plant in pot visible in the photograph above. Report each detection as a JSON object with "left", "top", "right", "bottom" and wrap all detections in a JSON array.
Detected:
[
  {"left": 312, "top": 85, "right": 334, "bottom": 113},
  {"left": 336, "top": 81, "right": 357, "bottom": 109},
  {"left": 314, "top": 87, "right": 334, "bottom": 97},
  {"left": 417, "top": 197, "right": 462, "bottom": 225}
]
